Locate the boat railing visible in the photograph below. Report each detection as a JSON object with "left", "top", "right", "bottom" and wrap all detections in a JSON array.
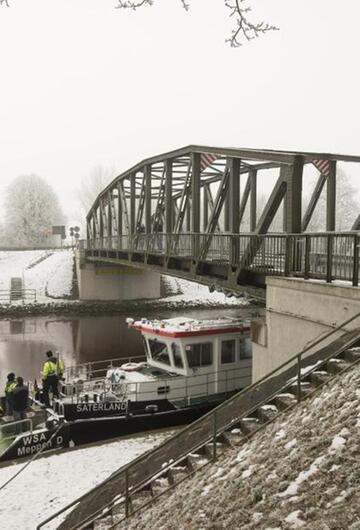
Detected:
[
  {"left": 59, "top": 361, "right": 252, "bottom": 406},
  {"left": 0, "top": 418, "right": 33, "bottom": 442},
  {"left": 64, "top": 355, "right": 146, "bottom": 381}
]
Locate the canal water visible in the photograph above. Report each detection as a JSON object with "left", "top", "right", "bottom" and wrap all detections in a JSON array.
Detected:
[{"left": 0, "top": 306, "right": 257, "bottom": 389}]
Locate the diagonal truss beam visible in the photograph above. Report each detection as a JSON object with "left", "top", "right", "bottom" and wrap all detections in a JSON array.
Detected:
[
  {"left": 118, "top": 181, "right": 130, "bottom": 235},
  {"left": 302, "top": 173, "right": 326, "bottom": 231}
]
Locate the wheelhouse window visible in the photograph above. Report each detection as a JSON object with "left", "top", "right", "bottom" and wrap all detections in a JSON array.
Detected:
[
  {"left": 239, "top": 337, "right": 252, "bottom": 359},
  {"left": 148, "top": 339, "right": 170, "bottom": 365},
  {"left": 185, "top": 343, "right": 213, "bottom": 368},
  {"left": 221, "top": 339, "right": 236, "bottom": 364},
  {"left": 171, "top": 343, "right": 184, "bottom": 368}
]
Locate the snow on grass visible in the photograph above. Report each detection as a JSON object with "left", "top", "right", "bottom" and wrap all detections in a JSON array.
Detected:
[
  {"left": 0, "top": 249, "right": 74, "bottom": 303},
  {"left": 0, "top": 430, "right": 172, "bottom": 530},
  {"left": 161, "top": 275, "right": 250, "bottom": 307},
  {"left": 123, "top": 363, "right": 360, "bottom": 530},
  {"left": 329, "top": 434, "right": 346, "bottom": 452},
  {"left": 284, "top": 438, "right": 297, "bottom": 451},
  {"left": 26, "top": 250, "right": 74, "bottom": 299},
  {"left": 278, "top": 455, "right": 326, "bottom": 497},
  {"left": 284, "top": 510, "right": 305, "bottom": 528}
]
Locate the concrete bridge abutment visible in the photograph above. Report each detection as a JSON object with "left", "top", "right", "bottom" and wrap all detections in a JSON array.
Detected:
[
  {"left": 251, "top": 277, "right": 360, "bottom": 383},
  {"left": 75, "top": 252, "right": 161, "bottom": 301}
]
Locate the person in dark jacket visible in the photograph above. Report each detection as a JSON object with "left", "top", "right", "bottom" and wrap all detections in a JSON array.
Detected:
[
  {"left": 42, "top": 350, "right": 59, "bottom": 407},
  {"left": 12, "top": 377, "right": 28, "bottom": 422}
]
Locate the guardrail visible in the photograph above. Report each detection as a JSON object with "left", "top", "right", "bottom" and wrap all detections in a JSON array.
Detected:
[
  {"left": 38, "top": 309, "right": 360, "bottom": 530},
  {"left": 60, "top": 361, "right": 251, "bottom": 406},
  {"left": 0, "top": 289, "right": 37, "bottom": 303},
  {"left": 0, "top": 418, "right": 33, "bottom": 441},
  {"left": 83, "top": 231, "right": 360, "bottom": 286},
  {"left": 64, "top": 355, "right": 147, "bottom": 380}
]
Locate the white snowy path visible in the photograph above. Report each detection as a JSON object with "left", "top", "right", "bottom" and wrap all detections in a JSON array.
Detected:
[
  {"left": 0, "top": 430, "right": 171, "bottom": 529},
  {"left": 0, "top": 249, "right": 74, "bottom": 301}
]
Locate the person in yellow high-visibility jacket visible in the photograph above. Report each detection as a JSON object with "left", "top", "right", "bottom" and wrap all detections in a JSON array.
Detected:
[
  {"left": 4, "top": 373, "right": 17, "bottom": 415},
  {"left": 41, "top": 351, "right": 59, "bottom": 407}
]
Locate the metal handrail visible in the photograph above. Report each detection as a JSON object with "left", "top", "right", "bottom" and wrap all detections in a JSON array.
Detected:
[
  {"left": 38, "top": 309, "right": 360, "bottom": 530},
  {"left": 0, "top": 288, "right": 37, "bottom": 302},
  {"left": 64, "top": 355, "right": 146, "bottom": 379},
  {"left": 0, "top": 419, "right": 33, "bottom": 442},
  {"left": 85, "top": 231, "right": 360, "bottom": 286},
  {"left": 58, "top": 363, "right": 252, "bottom": 406}
]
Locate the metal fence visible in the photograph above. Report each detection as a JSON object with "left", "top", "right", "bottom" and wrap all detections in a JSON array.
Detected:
[
  {"left": 84, "top": 231, "right": 360, "bottom": 286},
  {"left": 0, "top": 289, "right": 37, "bottom": 303}
]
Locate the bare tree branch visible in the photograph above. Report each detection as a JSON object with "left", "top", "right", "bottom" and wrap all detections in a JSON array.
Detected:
[
  {"left": 1, "top": 1, "right": 278, "bottom": 46},
  {"left": 116, "top": 0, "right": 277, "bottom": 46},
  {"left": 116, "top": 0, "right": 153, "bottom": 10},
  {"left": 224, "top": 0, "right": 278, "bottom": 47},
  {"left": 116, "top": 0, "right": 189, "bottom": 10}
]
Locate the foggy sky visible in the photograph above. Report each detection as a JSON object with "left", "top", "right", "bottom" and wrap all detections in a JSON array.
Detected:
[{"left": 1, "top": 0, "right": 360, "bottom": 225}]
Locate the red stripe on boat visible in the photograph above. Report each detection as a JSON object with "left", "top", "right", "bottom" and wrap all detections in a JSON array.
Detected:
[{"left": 131, "top": 325, "right": 249, "bottom": 338}]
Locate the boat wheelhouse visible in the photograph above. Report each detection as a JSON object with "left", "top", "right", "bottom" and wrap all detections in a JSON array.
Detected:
[{"left": 127, "top": 316, "right": 252, "bottom": 406}]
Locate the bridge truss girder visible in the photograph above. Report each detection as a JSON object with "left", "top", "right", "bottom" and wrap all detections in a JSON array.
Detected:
[{"left": 86, "top": 145, "right": 360, "bottom": 289}]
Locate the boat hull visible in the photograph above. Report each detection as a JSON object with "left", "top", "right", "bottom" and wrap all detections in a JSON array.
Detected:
[{"left": 67, "top": 401, "right": 219, "bottom": 444}]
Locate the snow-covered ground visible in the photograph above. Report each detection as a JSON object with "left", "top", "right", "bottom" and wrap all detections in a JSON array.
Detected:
[
  {"left": 0, "top": 249, "right": 74, "bottom": 303},
  {"left": 159, "top": 276, "right": 249, "bottom": 307},
  {"left": 123, "top": 363, "right": 360, "bottom": 530},
  {"left": 0, "top": 430, "right": 173, "bottom": 529}
]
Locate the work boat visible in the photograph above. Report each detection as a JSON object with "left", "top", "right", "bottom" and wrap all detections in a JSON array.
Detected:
[
  {"left": 60, "top": 316, "right": 252, "bottom": 444},
  {"left": 0, "top": 316, "right": 251, "bottom": 462}
]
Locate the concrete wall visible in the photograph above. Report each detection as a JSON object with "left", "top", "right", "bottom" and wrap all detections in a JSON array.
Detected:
[
  {"left": 76, "top": 253, "right": 161, "bottom": 301},
  {"left": 252, "top": 277, "right": 360, "bottom": 382}
]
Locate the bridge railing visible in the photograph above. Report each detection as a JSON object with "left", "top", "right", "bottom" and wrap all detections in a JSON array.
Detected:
[{"left": 85, "top": 231, "right": 360, "bottom": 286}]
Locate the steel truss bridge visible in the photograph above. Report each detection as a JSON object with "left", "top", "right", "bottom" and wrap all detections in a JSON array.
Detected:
[{"left": 83, "top": 146, "right": 360, "bottom": 295}]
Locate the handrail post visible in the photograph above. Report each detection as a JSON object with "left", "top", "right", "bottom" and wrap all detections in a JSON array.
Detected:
[
  {"left": 284, "top": 235, "right": 291, "bottom": 276},
  {"left": 296, "top": 354, "right": 302, "bottom": 402},
  {"left": 353, "top": 234, "right": 359, "bottom": 287},
  {"left": 304, "top": 235, "right": 310, "bottom": 279},
  {"left": 125, "top": 468, "right": 130, "bottom": 518},
  {"left": 212, "top": 409, "right": 217, "bottom": 460},
  {"left": 326, "top": 234, "right": 333, "bottom": 283}
]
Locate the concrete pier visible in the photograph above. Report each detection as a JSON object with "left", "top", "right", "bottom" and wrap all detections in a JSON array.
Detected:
[
  {"left": 251, "top": 277, "right": 360, "bottom": 382},
  {"left": 76, "top": 253, "right": 161, "bottom": 301}
]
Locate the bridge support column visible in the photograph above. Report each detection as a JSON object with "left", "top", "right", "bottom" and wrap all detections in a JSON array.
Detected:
[
  {"left": 75, "top": 252, "right": 161, "bottom": 301},
  {"left": 251, "top": 277, "right": 360, "bottom": 383}
]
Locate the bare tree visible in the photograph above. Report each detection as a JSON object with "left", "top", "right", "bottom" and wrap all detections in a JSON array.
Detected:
[{"left": 77, "top": 165, "right": 116, "bottom": 217}]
